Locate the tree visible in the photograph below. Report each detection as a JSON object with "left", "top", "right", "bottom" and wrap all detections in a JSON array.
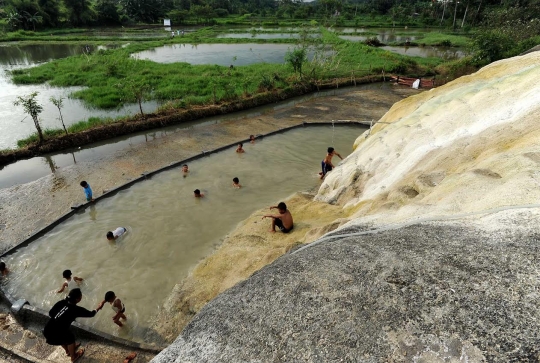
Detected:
[
  {"left": 117, "top": 60, "right": 153, "bottom": 118},
  {"left": 6, "top": 10, "right": 22, "bottom": 30},
  {"left": 50, "top": 96, "right": 68, "bottom": 135},
  {"left": 120, "top": 0, "right": 173, "bottom": 23},
  {"left": 63, "top": 0, "right": 95, "bottom": 25},
  {"left": 38, "top": 0, "right": 61, "bottom": 27},
  {"left": 96, "top": 0, "right": 121, "bottom": 25},
  {"left": 285, "top": 47, "right": 307, "bottom": 77},
  {"left": 22, "top": 11, "right": 42, "bottom": 30},
  {"left": 14, "top": 92, "right": 44, "bottom": 144}
]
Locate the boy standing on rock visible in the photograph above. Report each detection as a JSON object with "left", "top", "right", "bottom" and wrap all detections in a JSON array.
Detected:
[
  {"left": 320, "top": 147, "right": 343, "bottom": 179},
  {"left": 262, "top": 202, "right": 293, "bottom": 233}
]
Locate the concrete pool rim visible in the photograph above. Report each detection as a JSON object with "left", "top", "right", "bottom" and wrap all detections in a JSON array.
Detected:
[{"left": 0, "top": 121, "right": 369, "bottom": 351}]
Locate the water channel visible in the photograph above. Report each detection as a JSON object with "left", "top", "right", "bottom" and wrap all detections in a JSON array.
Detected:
[{"left": 2, "top": 125, "right": 363, "bottom": 342}]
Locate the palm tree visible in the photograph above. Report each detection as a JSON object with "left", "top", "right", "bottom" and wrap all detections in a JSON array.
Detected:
[{"left": 23, "top": 11, "right": 43, "bottom": 31}]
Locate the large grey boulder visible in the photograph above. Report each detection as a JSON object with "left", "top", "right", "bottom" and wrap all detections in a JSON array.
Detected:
[{"left": 152, "top": 208, "right": 540, "bottom": 362}]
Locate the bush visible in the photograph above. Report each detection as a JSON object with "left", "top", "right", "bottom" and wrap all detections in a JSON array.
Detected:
[
  {"left": 215, "top": 9, "right": 229, "bottom": 17},
  {"left": 472, "top": 30, "right": 514, "bottom": 64},
  {"left": 364, "top": 37, "right": 383, "bottom": 47}
]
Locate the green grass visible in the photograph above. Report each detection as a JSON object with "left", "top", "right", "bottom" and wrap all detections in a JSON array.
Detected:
[
  {"left": 16, "top": 129, "right": 65, "bottom": 147},
  {"left": 9, "top": 26, "right": 446, "bottom": 113},
  {"left": 4, "top": 25, "right": 476, "bottom": 148},
  {"left": 414, "top": 32, "right": 472, "bottom": 47},
  {"left": 16, "top": 117, "right": 122, "bottom": 147}
]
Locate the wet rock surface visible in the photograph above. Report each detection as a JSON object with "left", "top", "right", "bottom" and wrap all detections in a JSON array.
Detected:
[{"left": 152, "top": 208, "right": 540, "bottom": 363}]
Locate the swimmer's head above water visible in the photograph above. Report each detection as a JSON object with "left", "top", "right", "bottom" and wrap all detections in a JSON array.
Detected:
[
  {"left": 62, "top": 269, "right": 72, "bottom": 279},
  {"left": 194, "top": 189, "right": 204, "bottom": 198}
]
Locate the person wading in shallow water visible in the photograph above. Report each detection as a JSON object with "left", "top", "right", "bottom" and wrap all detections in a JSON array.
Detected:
[{"left": 43, "top": 288, "right": 105, "bottom": 362}]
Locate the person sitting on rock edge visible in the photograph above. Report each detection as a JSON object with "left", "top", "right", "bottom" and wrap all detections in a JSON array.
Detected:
[{"left": 262, "top": 202, "right": 293, "bottom": 233}]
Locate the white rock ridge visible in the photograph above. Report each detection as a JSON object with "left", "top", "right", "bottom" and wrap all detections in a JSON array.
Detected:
[{"left": 316, "top": 51, "right": 540, "bottom": 227}]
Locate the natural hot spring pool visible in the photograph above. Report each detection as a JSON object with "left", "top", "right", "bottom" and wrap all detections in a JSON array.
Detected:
[{"left": 2, "top": 125, "right": 364, "bottom": 343}]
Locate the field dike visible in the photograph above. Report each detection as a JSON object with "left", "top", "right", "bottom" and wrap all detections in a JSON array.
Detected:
[{"left": 0, "top": 76, "right": 383, "bottom": 168}]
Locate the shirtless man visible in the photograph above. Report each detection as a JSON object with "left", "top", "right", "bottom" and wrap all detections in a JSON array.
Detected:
[
  {"left": 320, "top": 147, "right": 343, "bottom": 179},
  {"left": 262, "top": 202, "right": 293, "bottom": 233}
]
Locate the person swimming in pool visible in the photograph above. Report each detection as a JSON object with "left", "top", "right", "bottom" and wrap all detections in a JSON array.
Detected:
[
  {"left": 57, "top": 270, "right": 83, "bottom": 294},
  {"left": 106, "top": 227, "right": 127, "bottom": 241},
  {"left": 236, "top": 143, "right": 245, "bottom": 153},
  {"left": 262, "top": 202, "right": 293, "bottom": 233},
  {"left": 181, "top": 164, "right": 189, "bottom": 177},
  {"left": 194, "top": 189, "right": 204, "bottom": 198},
  {"left": 232, "top": 177, "right": 242, "bottom": 188},
  {"left": 320, "top": 147, "right": 343, "bottom": 179}
]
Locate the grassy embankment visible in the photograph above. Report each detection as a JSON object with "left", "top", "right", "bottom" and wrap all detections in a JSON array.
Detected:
[{"left": 8, "top": 27, "right": 457, "bottom": 148}]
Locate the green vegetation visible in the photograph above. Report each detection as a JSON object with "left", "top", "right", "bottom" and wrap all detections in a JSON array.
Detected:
[
  {"left": 16, "top": 116, "right": 122, "bottom": 147},
  {"left": 13, "top": 92, "right": 45, "bottom": 143},
  {"left": 2, "top": 0, "right": 538, "bottom": 151},
  {"left": 414, "top": 32, "right": 471, "bottom": 47},
  {"left": 9, "top": 27, "right": 441, "bottom": 112}
]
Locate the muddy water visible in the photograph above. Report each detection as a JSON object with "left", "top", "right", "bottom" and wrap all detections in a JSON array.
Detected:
[
  {"left": 0, "top": 83, "right": 384, "bottom": 189},
  {"left": 339, "top": 34, "right": 419, "bottom": 43},
  {"left": 133, "top": 43, "right": 300, "bottom": 65},
  {"left": 216, "top": 33, "right": 320, "bottom": 39},
  {"left": 2, "top": 125, "right": 363, "bottom": 342},
  {"left": 381, "top": 45, "right": 466, "bottom": 59}
]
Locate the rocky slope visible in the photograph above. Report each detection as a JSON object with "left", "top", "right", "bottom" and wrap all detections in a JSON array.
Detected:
[{"left": 152, "top": 52, "right": 540, "bottom": 362}]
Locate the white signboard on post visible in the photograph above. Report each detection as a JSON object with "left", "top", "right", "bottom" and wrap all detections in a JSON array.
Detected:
[{"left": 164, "top": 19, "right": 171, "bottom": 26}]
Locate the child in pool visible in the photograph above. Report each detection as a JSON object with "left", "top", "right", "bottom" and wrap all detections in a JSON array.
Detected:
[
  {"left": 320, "top": 147, "right": 343, "bottom": 179},
  {"left": 249, "top": 135, "right": 255, "bottom": 144},
  {"left": 236, "top": 143, "right": 245, "bottom": 153},
  {"left": 106, "top": 227, "right": 127, "bottom": 241},
  {"left": 80, "top": 181, "right": 93, "bottom": 202},
  {"left": 232, "top": 177, "right": 242, "bottom": 188},
  {"left": 102, "top": 291, "right": 126, "bottom": 327},
  {"left": 182, "top": 164, "right": 189, "bottom": 177},
  {"left": 57, "top": 270, "right": 83, "bottom": 294},
  {"left": 0, "top": 262, "right": 9, "bottom": 276},
  {"left": 262, "top": 202, "right": 294, "bottom": 233},
  {"left": 194, "top": 189, "right": 204, "bottom": 198}
]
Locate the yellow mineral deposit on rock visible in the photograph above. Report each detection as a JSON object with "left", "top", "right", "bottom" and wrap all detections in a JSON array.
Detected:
[{"left": 317, "top": 51, "right": 540, "bottom": 227}]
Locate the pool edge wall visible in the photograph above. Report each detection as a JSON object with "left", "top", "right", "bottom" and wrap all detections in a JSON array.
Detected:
[{"left": 0, "top": 121, "right": 369, "bottom": 350}]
